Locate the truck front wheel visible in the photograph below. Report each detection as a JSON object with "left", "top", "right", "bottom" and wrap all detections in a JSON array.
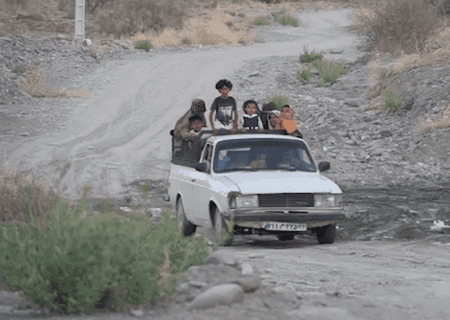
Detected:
[
  {"left": 213, "top": 207, "right": 234, "bottom": 246},
  {"left": 177, "top": 198, "right": 197, "bottom": 236},
  {"left": 314, "top": 223, "right": 336, "bottom": 244}
]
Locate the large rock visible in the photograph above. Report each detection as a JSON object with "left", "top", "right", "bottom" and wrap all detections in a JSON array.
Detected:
[
  {"left": 205, "top": 250, "right": 238, "bottom": 267},
  {"left": 188, "top": 283, "right": 244, "bottom": 310}
]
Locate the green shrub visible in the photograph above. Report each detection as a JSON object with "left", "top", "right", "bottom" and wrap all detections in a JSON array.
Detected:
[
  {"left": 253, "top": 16, "right": 271, "bottom": 26},
  {"left": 278, "top": 14, "right": 299, "bottom": 27},
  {"left": 271, "top": 11, "right": 284, "bottom": 21},
  {"left": 13, "top": 66, "right": 25, "bottom": 74},
  {"left": 384, "top": 84, "right": 402, "bottom": 112},
  {"left": 269, "top": 94, "right": 290, "bottom": 110},
  {"left": 365, "top": 0, "right": 441, "bottom": 55},
  {"left": 238, "top": 13, "right": 245, "bottom": 18},
  {"left": 300, "top": 51, "right": 323, "bottom": 63},
  {"left": 312, "top": 59, "right": 348, "bottom": 86},
  {"left": 297, "top": 66, "right": 313, "bottom": 83},
  {"left": 0, "top": 190, "right": 209, "bottom": 314},
  {"left": 182, "top": 38, "right": 191, "bottom": 45},
  {"left": 135, "top": 40, "right": 152, "bottom": 50}
]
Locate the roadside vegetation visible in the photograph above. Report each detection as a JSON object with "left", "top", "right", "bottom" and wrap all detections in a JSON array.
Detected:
[
  {"left": 298, "top": 48, "right": 348, "bottom": 85},
  {"left": 0, "top": 168, "right": 210, "bottom": 314}
]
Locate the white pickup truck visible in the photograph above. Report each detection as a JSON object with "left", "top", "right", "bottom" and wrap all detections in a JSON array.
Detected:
[{"left": 165, "top": 130, "right": 344, "bottom": 245}]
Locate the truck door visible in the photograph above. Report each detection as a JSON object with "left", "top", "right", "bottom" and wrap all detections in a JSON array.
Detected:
[{"left": 183, "top": 143, "right": 214, "bottom": 227}]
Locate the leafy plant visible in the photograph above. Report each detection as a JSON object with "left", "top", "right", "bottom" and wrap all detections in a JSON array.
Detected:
[
  {"left": 278, "top": 14, "right": 299, "bottom": 27},
  {"left": 384, "top": 84, "right": 402, "bottom": 112},
  {"left": 297, "top": 65, "right": 313, "bottom": 83},
  {"left": 268, "top": 94, "right": 290, "bottom": 110},
  {"left": 312, "top": 59, "right": 348, "bottom": 86},
  {"left": 238, "top": 13, "right": 245, "bottom": 18},
  {"left": 135, "top": 40, "right": 152, "bottom": 50},
  {"left": 182, "top": 38, "right": 191, "bottom": 45},
  {"left": 253, "top": 16, "right": 271, "bottom": 26},
  {"left": 13, "top": 66, "right": 25, "bottom": 74},
  {"left": 0, "top": 189, "right": 209, "bottom": 314},
  {"left": 300, "top": 47, "right": 323, "bottom": 63},
  {"left": 271, "top": 11, "right": 284, "bottom": 21}
]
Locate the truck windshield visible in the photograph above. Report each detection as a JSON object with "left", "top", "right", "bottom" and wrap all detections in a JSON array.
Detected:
[{"left": 213, "top": 139, "right": 316, "bottom": 173}]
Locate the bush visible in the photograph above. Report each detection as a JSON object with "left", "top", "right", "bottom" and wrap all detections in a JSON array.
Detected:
[
  {"left": 0, "top": 167, "right": 56, "bottom": 225},
  {"left": 300, "top": 47, "right": 323, "bottom": 63},
  {"left": 312, "top": 59, "right": 348, "bottom": 86},
  {"left": 384, "top": 84, "right": 402, "bottom": 112},
  {"left": 268, "top": 94, "right": 290, "bottom": 110},
  {"left": 135, "top": 40, "right": 153, "bottom": 50},
  {"left": 278, "top": 14, "right": 299, "bottom": 27},
  {"left": 96, "top": 0, "right": 188, "bottom": 37},
  {"left": 364, "top": 0, "right": 441, "bottom": 55},
  {"left": 0, "top": 189, "right": 209, "bottom": 314},
  {"left": 253, "top": 16, "right": 271, "bottom": 26},
  {"left": 297, "top": 66, "right": 313, "bottom": 83}
]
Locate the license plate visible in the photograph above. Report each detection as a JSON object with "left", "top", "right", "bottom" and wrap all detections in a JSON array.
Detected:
[{"left": 264, "top": 222, "right": 307, "bottom": 231}]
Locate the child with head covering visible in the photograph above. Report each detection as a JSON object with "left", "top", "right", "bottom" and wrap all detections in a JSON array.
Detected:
[{"left": 174, "top": 99, "right": 207, "bottom": 137}]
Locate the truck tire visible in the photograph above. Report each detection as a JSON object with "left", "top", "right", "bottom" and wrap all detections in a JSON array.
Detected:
[
  {"left": 315, "top": 223, "right": 336, "bottom": 244},
  {"left": 213, "top": 207, "right": 234, "bottom": 246},
  {"left": 177, "top": 198, "right": 196, "bottom": 236}
]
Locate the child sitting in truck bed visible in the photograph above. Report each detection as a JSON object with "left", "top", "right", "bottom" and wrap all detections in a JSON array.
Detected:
[
  {"left": 239, "top": 100, "right": 263, "bottom": 131},
  {"left": 281, "top": 105, "right": 303, "bottom": 138},
  {"left": 174, "top": 99, "right": 207, "bottom": 137}
]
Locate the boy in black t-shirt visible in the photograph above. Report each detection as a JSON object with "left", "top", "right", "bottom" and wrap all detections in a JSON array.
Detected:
[{"left": 209, "top": 79, "right": 238, "bottom": 132}]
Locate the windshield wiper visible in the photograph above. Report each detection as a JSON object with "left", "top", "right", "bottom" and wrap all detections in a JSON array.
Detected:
[{"left": 220, "top": 167, "right": 258, "bottom": 172}]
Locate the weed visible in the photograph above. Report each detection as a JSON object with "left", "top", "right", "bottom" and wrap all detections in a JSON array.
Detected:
[
  {"left": 18, "top": 64, "right": 90, "bottom": 98},
  {"left": 271, "top": 11, "right": 284, "bottom": 21},
  {"left": 300, "top": 47, "right": 323, "bottom": 63},
  {"left": 278, "top": 14, "right": 299, "bottom": 27},
  {"left": 253, "top": 16, "right": 271, "bottom": 26},
  {"left": 268, "top": 94, "right": 290, "bottom": 110},
  {"left": 384, "top": 84, "right": 402, "bottom": 112},
  {"left": 0, "top": 189, "right": 209, "bottom": 314},
  {"left": 135, "top": 40, "right": 152, "bottom": 50},
  {"left": 312, "top": 59, "right": 348, "bottom": 86},
  {"left": 363, "top": 0, "right": 441, "bottom": 55},
  {"left": 238, "top": 13, "right": 245, "bottom": 18},
  {"left": 182, "top": 38, "right": 192, "bottom": 45},
  {"left": 418, "top": 106, "right": 450, "bottom": 133},
  {"left": 13, "top": 66, "right": 25, "bottom": 74},
  {"left": 297, "top": 65, "right": 313, "bottom": 83}
]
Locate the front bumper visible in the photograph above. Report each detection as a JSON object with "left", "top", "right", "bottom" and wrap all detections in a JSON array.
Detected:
[{"left": 226, "top": 207, "right": 344, "bottom": 229}]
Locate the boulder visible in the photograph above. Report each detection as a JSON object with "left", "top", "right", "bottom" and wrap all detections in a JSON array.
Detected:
[{"left": 188, "top": 283, "right": 244, "bottom": 310}]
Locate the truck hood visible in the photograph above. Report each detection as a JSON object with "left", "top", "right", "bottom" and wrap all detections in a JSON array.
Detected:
[{"left": 222, "top": 171, "right": 342, "bottom": 194}]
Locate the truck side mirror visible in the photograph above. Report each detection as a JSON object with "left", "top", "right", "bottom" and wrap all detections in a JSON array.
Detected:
[
  {"left": 318, "top": 161, "right": 330, "bottom": 172},
  {"left": 195, "top": 162, "right": 208, "bottom": 172}
]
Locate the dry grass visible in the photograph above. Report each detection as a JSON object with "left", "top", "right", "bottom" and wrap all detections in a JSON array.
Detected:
[
  {"left": 17, "top": 64, "right": 91, "bottom": 98},
  {"left": 0, "top": 166, "right": 56, "bottom": 227},
  {"left": 418, "top": 106, "right": 450, "bottom": 133}
]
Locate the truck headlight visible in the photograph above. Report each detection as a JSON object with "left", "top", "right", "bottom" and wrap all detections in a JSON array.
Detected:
[
  {"left": 314, "top": 194, "right": 343, "bottom": 207},
  {"left": 229, "top": 193, "right": 258, "bottom": 209}
]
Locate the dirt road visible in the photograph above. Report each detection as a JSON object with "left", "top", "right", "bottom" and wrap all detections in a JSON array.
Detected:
[
  {"left": 227, "top": 238, "right": 450, "bottom": 320},
  {"left": 5, "top": 9, "right": 360, "bottom": 200}
]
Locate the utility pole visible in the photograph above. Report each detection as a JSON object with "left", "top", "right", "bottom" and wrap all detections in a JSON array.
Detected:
[{"left": 75, "top": 0, "right": 85, "bottom": 41}]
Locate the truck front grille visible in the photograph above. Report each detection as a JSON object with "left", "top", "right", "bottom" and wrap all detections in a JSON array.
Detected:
[{"left": 258, "top": 193, "right": 314, "bottom": 207}]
